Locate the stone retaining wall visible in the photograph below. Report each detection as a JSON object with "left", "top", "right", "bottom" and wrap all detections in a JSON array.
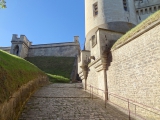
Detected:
[
  {"left": 107, "top": 20, "right": 160, "bottom": 119},
  {"left": 0, "top": 76, "right": 49, "bottom": 120}
]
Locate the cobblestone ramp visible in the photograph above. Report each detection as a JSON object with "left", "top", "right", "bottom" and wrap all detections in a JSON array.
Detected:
[{"left": 19, "top": 83, "right": 130, "bottom": 120}]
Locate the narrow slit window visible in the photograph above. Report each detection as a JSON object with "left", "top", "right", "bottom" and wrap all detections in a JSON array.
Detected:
[
  {"left": 123, "top": 0, "right": 128, "bottom": 11},
  {"left": 136, "top": 10, "right": 139, "bottom": 15},
  {"left": 91, "top": 35, "right": 97, "bottom": 47},
  {"left": 149, "top": 7, "right": 152, "bottom": 13},
  {"left": 93, "top": 2, "right": 98, "bottom": 16},
  {"left": 140, "top": 9, "right": 143, "bottom": 14},
  {"left": 145, "top": 9, "right": 147, "bottom": 14}
]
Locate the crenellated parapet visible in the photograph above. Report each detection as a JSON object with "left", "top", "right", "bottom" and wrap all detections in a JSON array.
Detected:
[{"left": 11, "top": 34, "right": 32, "bottom": 47}]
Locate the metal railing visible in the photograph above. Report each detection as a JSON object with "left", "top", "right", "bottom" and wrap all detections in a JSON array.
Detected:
[{"left": 87, "top": 84, "right": 160, "bottom": 120}]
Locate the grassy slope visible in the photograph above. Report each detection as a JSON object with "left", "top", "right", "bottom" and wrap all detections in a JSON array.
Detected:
[
  {"left": 0, "top": 50, "right": 46, "bottom": 103},
  {"left": 112, "top": 10, "right": 160, "bottom": 50},
  {"left": 25, "top": 56, "right": 75, "bottom": 83}
]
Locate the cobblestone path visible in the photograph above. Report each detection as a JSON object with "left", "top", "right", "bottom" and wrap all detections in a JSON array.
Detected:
[{"left": 19, "top": 83, "right": 130, "bottom": 120}]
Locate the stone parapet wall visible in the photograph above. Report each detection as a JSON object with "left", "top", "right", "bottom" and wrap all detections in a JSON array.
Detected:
[
  {"left": 1, "top": 35, "right": 80, "bottom": 58},
  {"left": 28, "top": 45, "right": 79, "bottom": 57},
  {"left": 0, "top": 47, "right": 11, "bottom": 53},
  {"left": 30, "top": 42, "right": 78, "bottom": 48},
  {"left": 107, "top": 20, "right": 160, "bottom": 119},
  {"left": 0, "top": 76, "right": 49, "bottom": 120}
]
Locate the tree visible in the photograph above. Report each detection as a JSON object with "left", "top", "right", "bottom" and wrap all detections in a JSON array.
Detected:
[{"left": 0, "top": 0, "right": 6, "bottom": 8}]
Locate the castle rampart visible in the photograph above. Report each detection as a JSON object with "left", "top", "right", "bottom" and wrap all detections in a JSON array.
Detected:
[
  {"left": 0, "top": 47, "right": 10, "bottom": 53},
  {"left": 28, "top": 42, "right": 79, "bottom": 57},
  {"left": 0, "top": 35, "right": 80, "bottom": 58}
]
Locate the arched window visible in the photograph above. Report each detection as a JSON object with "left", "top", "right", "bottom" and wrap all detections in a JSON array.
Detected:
[{"left": 14, "top": 45, "right": 19, "bottom": 56}]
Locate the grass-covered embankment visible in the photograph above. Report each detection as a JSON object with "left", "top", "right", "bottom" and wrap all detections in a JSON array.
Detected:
[
  {"left": 47, "top": 74, "right": 70, "bottom": 83},
  {"left": 25, "top": 56, "right": 75, "bottom": 83},
  {"left": 0, "top": 50, "right": 46, "bottom": 103}
]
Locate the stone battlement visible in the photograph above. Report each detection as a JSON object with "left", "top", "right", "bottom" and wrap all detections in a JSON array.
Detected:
[{"left": 12, "top": 34, "right": 32, "bottom": 47}]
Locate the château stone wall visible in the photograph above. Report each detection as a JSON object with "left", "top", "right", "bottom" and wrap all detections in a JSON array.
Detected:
[
  {"left": 107, "top": 20, "right": 160, "bottom": 119},
  {"left": 78, "top": 19, "right": 160, "bottom": 119},
  {"left": 0, "top": 47, "right": 10, "bottom": 53},
  {"left": 0, "top": 35, "right": 80, "bottom": 58},
  {"left": 28, "top": 43, "right": 79, "bottom": 57}
]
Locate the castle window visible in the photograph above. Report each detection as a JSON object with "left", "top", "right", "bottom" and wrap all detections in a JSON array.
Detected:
[
  {"left": 91, "top": 35, "right": 97, "bottom": 47},
  {"left": 149, "top": 7, "right": 152, "bottom": 13},
  {"left": 139, "top": 16, "right": 141, "bottom": 20},
  {"left": 93, "top": 2, "right": 98, "bottom": 16},
  {"left": 145, "top": 9, "right": 147, "bottom": 14},
  {"left": 154, "top": 6, "right": 157, "bottom": 11},
  {"left": 123, "top": 0, "right": 128, "bottom": 11},
  {"left": 136, "top": 10, "right": 139, "bottom": 15},
  {"left": 140, "top": 9, "right": 143, "bottom": 14}
]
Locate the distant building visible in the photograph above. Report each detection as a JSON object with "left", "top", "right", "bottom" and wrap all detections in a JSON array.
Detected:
[{"left": 0, "top": 35, "right": 80, "bottom": 58}]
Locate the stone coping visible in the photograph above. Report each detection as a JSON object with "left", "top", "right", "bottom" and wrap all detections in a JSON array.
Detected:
[
  {"left": 0, "top": 47, "right": 11, "bottom": 50},
  {"left": 30, "top": 42, "right": 79, "bottom": 49}
]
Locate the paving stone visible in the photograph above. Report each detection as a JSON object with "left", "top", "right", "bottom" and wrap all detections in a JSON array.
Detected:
[{"left": 19, "top": 83, "right": 132, "bottom": 120}]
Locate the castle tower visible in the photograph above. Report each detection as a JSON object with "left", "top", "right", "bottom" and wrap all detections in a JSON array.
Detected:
[
  {"left": 84, "top": 0, "right": 138, "bottom": 50},
  {"left": 135, "top": 0, "right": 160, "bottom": 23},
  {"left": 10, "top": 34, "right": 31, "bottom": 58}
]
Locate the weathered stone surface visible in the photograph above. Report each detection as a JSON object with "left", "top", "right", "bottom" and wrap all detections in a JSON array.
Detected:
[
  {"left": 107, "top": 20, "right": 160, "bottom": 119},
  {"left": 78, "top": 6, "right": 160, "bottom": 120},
  {"left": 28, "top": 44, "right": 79, "bottom": 57}
]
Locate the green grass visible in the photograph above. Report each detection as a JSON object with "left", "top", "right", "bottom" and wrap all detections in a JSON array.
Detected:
[
  {"left": 112, "top": 10, "right": 160, "bottom": 50},
  {"left": 0, "top": 50, "right": 46, "bottom": 103},
  {"left": 47, "top": 73, "right": 70, "bottom": 83},
  {"left": 25, "top": 56, "right": 75, "bottom": 83}
]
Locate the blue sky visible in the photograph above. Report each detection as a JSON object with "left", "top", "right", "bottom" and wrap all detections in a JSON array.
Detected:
[{"left": 0, "top": 0, "right": 85, "bottom": 49}]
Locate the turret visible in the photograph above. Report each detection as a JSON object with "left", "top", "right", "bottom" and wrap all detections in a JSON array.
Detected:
[
  {"left": 10, "top": 34, "right": 31, "bottom": 58},
  {"left": 84, "top": 0, "right": 137, "bottom": 50}
]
